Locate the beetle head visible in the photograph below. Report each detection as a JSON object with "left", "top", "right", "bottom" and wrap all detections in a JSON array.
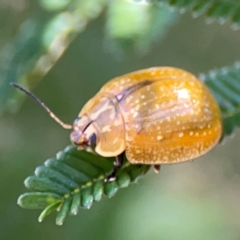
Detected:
[{"left": 70, "top": 116, "right": 97, "bottom": 150}]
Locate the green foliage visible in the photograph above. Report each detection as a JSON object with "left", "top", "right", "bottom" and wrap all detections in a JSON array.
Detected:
[
  {"left": 200, "top": 62, "right": 240, "bottom": 140},
  {"left": 18, "top": 146, "right": 150, "bottom": 225},
  {"left": 158, "top": 0, "right": 240, "bottom": 28}
]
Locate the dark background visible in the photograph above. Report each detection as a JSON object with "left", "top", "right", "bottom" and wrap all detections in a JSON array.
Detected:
[{"left": 1, "top": 1, "right": 240, "bottom": 239}]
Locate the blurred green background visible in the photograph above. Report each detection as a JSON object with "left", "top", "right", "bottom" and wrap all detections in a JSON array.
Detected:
[{"left": 1, "top": 0, "right": 240, "bottom": 239}]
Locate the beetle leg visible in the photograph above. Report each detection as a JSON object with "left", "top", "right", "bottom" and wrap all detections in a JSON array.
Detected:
[
  {"left": 153, "top": 165, "right": 161, "bottom": 173},
  {"left": 105, "top": 152, "right": 124, "bottom": 182},
  {"left": 114, "top": 152, "right": 124, "bottom": 168}
]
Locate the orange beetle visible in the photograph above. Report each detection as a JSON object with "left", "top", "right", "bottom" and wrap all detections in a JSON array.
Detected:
[{"left": 12, "top": 67, "right": 222, "bottom": 181}]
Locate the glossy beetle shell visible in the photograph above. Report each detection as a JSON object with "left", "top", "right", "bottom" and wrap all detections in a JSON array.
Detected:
[{"left": 71, "top": 67, "right": 222, "bottom": 164}]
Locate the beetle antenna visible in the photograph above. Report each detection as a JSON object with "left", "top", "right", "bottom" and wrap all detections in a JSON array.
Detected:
[{"left": 10, "top": 82, "right": 72, "bottom": 130}]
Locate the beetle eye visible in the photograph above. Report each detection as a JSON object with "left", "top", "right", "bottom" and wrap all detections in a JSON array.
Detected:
[{"left": 88, "top": 133, "right": 97, "bottom": 146}]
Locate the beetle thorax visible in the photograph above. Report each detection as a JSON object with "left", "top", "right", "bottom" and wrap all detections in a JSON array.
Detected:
[{"left": 71, "top": 94, "right": 126, "bottom": 157}]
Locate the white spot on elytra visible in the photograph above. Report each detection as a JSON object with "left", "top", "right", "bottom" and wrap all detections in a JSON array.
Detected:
[
  {"left": 120, "top": 79, "right": 125, "bottom": 85},
  {"left": 133, "top": 112, "right": 138, "bottom": 118},
  {"left": 151, "top": 71, "right": 156, "bottom": 76},
  {"left": 134, "top": 124, "right": 141, "bottom": 132},
  {"left": 157, "top": 136, "right": 163, "bottom": 141},
  {"left": 177, "top": 89, "right": 189, "bottom": 99},
  {"left": 179, "top": 132, "right": 184, "bottom": 137}
]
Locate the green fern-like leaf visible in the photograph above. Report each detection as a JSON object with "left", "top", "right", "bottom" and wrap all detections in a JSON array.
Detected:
[
  {"left": 18, "top": 145, "right": 150, "bottom": 225},
  {"left": 200, "top": 62, "right": 240, "bottom": 141},
  {"left": 158, "top": 0, "right": 240, "bottom": 28}
]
